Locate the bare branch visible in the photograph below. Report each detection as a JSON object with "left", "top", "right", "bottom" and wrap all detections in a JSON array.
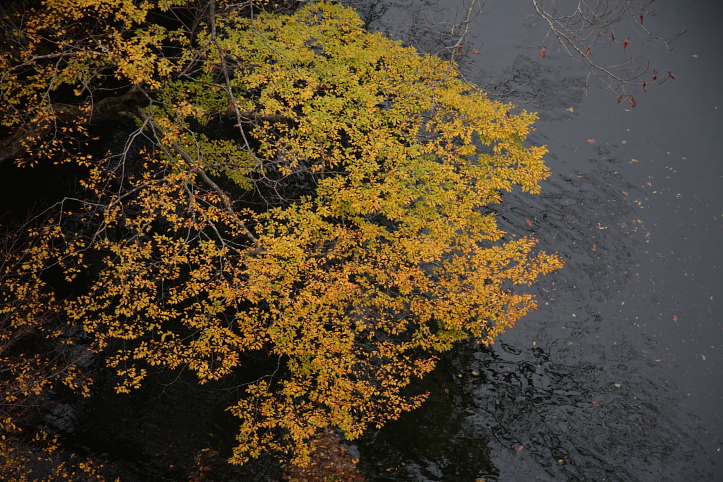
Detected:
[
  {"left": 529, "top": 0, "right": 685, "bottom": 99},
  {"left": 129, "top": 91, "right": 259, "bottom": 244}
]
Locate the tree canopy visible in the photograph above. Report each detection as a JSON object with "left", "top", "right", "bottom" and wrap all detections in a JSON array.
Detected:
[{"left": 0, "top": 0, "right": 562, "bottom": 473}]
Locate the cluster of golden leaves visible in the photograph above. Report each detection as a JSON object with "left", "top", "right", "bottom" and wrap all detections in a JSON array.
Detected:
[
  {"left": 0, "top": 224, "right": 109, "bottom": 481},
  {"left": 1, "top": 0, "right": 563, "bottom": 469}
]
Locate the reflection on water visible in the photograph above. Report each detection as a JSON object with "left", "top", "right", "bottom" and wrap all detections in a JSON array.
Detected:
[
  {"left": 346, "top": 0, "right": 721, "bottom": 480},
  {"left": 358, "top": 158, "right": 714, "bottom": 481},
  {"left": 2, "top": 1, "right": 718, "bottom": 479}
]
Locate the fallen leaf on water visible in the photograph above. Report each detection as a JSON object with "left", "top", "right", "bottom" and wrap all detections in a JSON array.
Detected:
[
  {"left": 540, "top": 46, "right": 546, "bottom": 59},
  {"left": 646, "top": 182, "right": 652, "bottom": 187},
  {"left": 567, "top": 107, "right": 574, "bottom": 112},
  {"left": 526, "top": 218, "right": 534, "bottom": 226},
  {"left": 591, "top": 401, "right": 601, "bottom": 406},
  {"left": 673, "top": 315, "right": 678, "bottom": 322},
  {"left": 623, "top": 39, "right": 629, "bottom": 50},
  {"left": 473, "top": 49, "right": 482, "bottom": 54},
  {"left": 518, "top": 445, "right": 524, "bottom": 451},
  {"left": 701, "top": 354, "right": 706, "bottom": 360},
  {"left": 621, "top": 140, "right": 627, "bottom": 144},
  {"left": 587, "top": 138, "right": 596, "bottom": 144}
]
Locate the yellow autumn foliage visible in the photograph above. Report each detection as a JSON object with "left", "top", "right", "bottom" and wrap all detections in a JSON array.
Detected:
[{"left": 0, "top": 0, "right": 563, "bottom": 469}]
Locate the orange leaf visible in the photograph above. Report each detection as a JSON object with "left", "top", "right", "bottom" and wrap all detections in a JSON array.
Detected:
[
  {"left": 591, "top": 401, "right": 601, "bottom": 407},
  {"left": 587, "top": 139, "right": 596, "bottom": 144},
  {"left": 540, "top": 47, "right": 546, "bottom": 59},
  {"left": 525, "top": 219, "right": 533, "bottom": 227},
  {"left": 673, "top": 315, "right": 678, "bottom": 322},
  {"left": 623, "top": 39, "right": 629, "bottom": 51}
]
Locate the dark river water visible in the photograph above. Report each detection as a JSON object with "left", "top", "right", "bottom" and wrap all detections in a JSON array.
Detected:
[
  {"left": 1, "top": 1, "right": 720, "bottom": 481},
  {"left": 343, "top": 0, "right": 723, "bottom": 480}
]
